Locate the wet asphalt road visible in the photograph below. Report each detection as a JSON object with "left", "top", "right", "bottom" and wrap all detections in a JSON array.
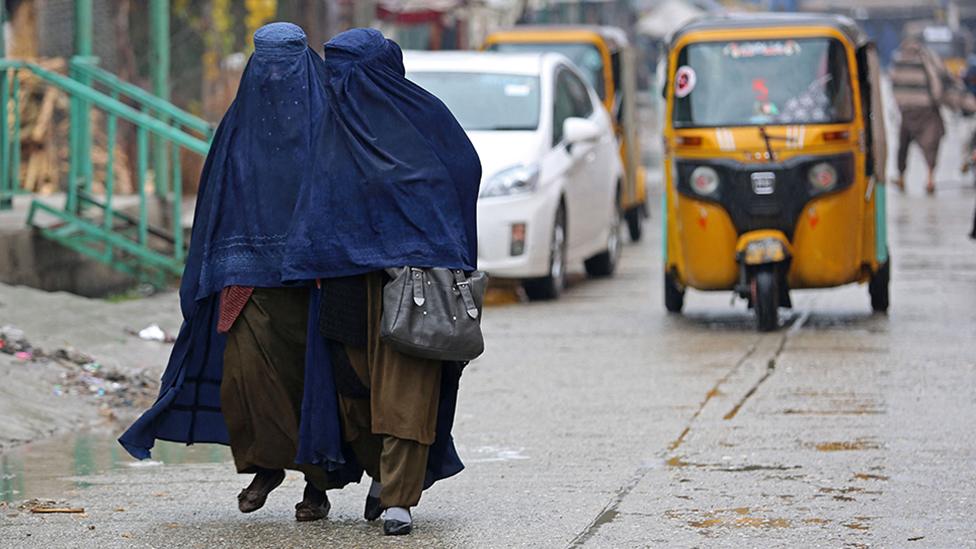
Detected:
[{"left": 2, "top": 120, "right": 976, "bottom": 548}]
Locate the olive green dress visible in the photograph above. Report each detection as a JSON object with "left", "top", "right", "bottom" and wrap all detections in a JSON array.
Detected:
[{"left": 221, "top": 287, "right": 330, "bottom": 490}]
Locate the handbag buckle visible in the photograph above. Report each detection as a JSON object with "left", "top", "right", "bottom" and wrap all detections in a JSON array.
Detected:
[{"left": 452, "top": 270, "right": 479, "bottom": 320}]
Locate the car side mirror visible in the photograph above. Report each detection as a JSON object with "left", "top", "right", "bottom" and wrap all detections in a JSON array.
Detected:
[{"left": 563, "top": 117, "right": 601, "bottom": 149}]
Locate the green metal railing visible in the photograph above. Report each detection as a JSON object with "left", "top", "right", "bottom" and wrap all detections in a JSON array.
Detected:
[{"left": 0, "top": 58, "right": 213, "bottom": 285}]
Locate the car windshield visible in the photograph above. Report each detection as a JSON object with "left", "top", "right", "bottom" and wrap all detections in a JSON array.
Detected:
[
  {"left": 408, "top": 71, "right": 541, "bottom": 131},
  {"left": 672, "top": 38, "right": 854, "bottom": 127},
  {"left": 488, "top": 42, "right": 606, "bottom": 99}
]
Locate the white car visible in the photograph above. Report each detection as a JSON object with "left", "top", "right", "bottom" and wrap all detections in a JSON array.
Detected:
[{"left": 405, "top": 51, "right": 624, "bottom": 300}]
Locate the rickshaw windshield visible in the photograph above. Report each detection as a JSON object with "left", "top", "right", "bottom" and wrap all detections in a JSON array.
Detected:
[
  {"left": 489, "top": 42, "right": 606, "bottom": 99},
  {"left": 672, "top": 38, "right": 854, "bottom": 128}
]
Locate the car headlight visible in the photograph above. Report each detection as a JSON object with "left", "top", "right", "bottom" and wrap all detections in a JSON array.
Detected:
[
  {"left": 481, "top": 163, "right": 540, "bottom": 198},
  {"left": 808, "top": 162, "right": 838, "bottom": 193},
  {"left": 689, "top": 166, "right": 720, "bottom": 196}
]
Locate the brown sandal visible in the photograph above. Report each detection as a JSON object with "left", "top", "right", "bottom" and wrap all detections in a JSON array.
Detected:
[
  {"left": 295, "top": 483, "right": 331, "bottom": 522},
  {"left": 237, "top": 469, "right": 285, "bottom": 513}
]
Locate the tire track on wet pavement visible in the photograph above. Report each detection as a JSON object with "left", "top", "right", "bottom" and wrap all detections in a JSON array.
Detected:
[{"left": 567, "top": 310, "right": 811, "bottom": 547}]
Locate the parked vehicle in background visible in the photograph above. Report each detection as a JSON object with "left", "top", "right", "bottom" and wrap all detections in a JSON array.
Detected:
[
  {"left": 405, "top": 51, "right": 624, "bottom": 300},
  {"left": 482, "top": 25, "right": 649, "bottom": 242}
]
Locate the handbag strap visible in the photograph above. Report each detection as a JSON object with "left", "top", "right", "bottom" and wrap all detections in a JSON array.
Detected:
[
  {"left": 411, "top": 268, "right": 426, "bottom": 306},
  {"left": 453, "top": 269, "right": 480, "bottom": 320}
]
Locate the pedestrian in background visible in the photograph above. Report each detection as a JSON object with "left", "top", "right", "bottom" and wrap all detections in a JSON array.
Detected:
[{"left": 891, "top": 35, "right": 949, "bottom": 194}]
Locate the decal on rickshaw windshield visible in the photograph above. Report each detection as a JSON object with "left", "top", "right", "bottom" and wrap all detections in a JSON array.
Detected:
[
  {"left": 675, "top": 66, "right": 697, "bottom": 98},
  {"left": 723, "top": 40, "right": 802, "bottom": 59}
]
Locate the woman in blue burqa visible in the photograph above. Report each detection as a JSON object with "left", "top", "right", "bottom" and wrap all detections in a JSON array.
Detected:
[{"left": 118, "top": 24, "right": 480, "bottom": 535}]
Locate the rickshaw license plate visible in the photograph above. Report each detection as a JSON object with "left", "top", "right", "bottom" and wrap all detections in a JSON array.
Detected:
[{"left": 751, "top": 172, "right": 776, "bottom": 195}]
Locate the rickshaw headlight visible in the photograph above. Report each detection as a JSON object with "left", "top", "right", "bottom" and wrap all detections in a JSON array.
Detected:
[
  {"left": 689, "top": 166, "right": 720, "bottom": 196},
  {"left": 808, "top": 162, "right": 838, "bottom": 193}
]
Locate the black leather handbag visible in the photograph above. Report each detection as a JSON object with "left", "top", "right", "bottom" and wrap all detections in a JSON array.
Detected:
[{"left": 380, "top": 267, "right": 487, "bottom": 361}]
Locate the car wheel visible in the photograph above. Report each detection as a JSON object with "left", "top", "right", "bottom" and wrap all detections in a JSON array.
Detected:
[
  {"left": 625, "top": 206, "right": 643, "bottom": 242},
  {"left": 584, "top": 191, "right": 622, "bottom": 277},
  {"left": 523, "top": 202, "right": 567, "bottom": 301}
]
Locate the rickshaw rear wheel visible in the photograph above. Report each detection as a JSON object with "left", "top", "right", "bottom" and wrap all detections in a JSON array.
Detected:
[
  {"left": 664, "top": 271, "right": 684, "bottom": 313},
  {"left": 869, "top": 258, "right": 890, "bottom": 313},
  {"left": 626, "top": 207, "right": 643, "bottom": 242},
  {"left": 753, "top": 267, "right": 779, "bottom": 332}
]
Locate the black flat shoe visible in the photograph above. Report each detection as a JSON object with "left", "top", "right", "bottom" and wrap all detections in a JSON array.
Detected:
[
  {"left": 364, "top": 495, "right": 382, "bottom": 521},
  {"left": 237, "top": 469, "right": 285, "bottom": 513},
  {"left": 383, "top": 518, "right": 413, "bottom": 536},
  {"left": 295, "top": 483, "right": 331, "bottom": 522}
]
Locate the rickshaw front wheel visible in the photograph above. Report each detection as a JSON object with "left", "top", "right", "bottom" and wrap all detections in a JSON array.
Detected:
[
  {"left": 869, "top": 258, "right": 890, "bottom": 313},
  {"left": 664, "top": 271, "right": 684, "bottom": 313},
  {"left": 752, "top": 267, "right": 779, "bottom": 332}
]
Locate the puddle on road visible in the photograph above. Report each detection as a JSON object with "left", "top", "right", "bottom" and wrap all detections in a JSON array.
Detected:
[
  {"left": 462, "top": 446, "right": 529, "bottom": 464},
  {"left": 0, "top": 427, "right": 229, "bottom": 503}
]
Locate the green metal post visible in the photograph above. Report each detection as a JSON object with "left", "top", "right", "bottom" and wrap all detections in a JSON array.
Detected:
[
  {"left": 0, "top": 73, "right": 8, "bottom": 211},
  {"left": 137, "top": 126, "right": 148, "bottom": 246},
  {"left": 171, "top": 145, "right": 182, "bottom": 262},
  {"left": 0, "top": 2, "right": 10, "bottom": 210},
  {"left": 72, "top": 0, "right": 94, "bottom": 205},
  {"left": 150, "top": 0, "right": 170, "bottom": 199},
  {"left": 11, "top": 75, "right": 20, "bottom": 198},
  {"left": 103, "top": 92, "right": 118, "bottom": 262}
]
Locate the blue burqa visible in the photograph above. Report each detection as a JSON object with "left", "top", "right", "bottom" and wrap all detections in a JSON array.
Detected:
[{"left": 119, "top": 25, "right": 479, "bottom": 490}]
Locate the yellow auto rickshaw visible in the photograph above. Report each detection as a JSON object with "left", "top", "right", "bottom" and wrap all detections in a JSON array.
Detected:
[
  {"left": 661, "top": 14, "right": 890, "bottom": 330},
  {"left": 483, "top": 25, "right": 649, "bottom": 241}
]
